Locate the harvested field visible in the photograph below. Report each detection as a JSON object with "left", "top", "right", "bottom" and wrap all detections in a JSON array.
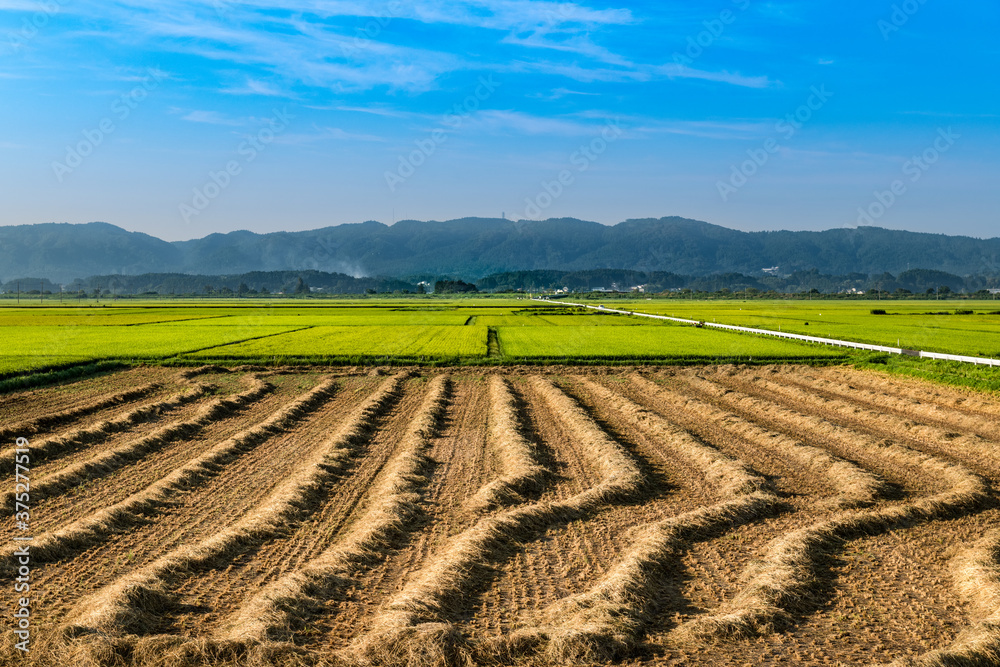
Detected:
[{"left": 4, "top": 365, "right": 1000, "bottom": 667}]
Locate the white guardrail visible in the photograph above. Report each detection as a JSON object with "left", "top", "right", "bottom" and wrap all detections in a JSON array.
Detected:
[{"left": 533, "top": 298, "right": 1000, "bottom": 367}]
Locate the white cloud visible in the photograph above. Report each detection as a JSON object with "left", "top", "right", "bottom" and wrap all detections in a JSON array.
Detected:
[
  {"left": 657, "top": 63, "right": 776, "bottom": 89},
  {"left": 26, "top": 0, "right": 776, "bottom": 97},
  {"left": 180, "top": 110, "right": 244, "bottom": 125},
  {"left": 469, "top": 110, "right": 613, "bottom": 136},
  {"left": 0, "top": 0, "right": 49, "bottom": 9},
  {"left": 277, "top": 125, "right": 385, "bottom": 144},
  {"left": 220, "top": 78, "right": 287, "bottom": 97}
]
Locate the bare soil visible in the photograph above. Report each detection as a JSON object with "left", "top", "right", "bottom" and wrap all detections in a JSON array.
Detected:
[{"left": 4, "top": 365, "right": 1000, "bottom": 667}]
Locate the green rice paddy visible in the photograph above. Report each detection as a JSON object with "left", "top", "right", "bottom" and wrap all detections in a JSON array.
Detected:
[{"left": 2, "top": 299, "right": 999, "bottom": 374}]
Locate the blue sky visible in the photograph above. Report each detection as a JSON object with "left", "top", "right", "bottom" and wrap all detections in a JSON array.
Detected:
[{"left": 1, "top": 0, "right": 997, "bottom": 241}]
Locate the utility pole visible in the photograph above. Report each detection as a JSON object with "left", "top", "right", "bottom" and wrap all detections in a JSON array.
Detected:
[{"left": 16, "top": 281, "right": 19, "bottom": 305}]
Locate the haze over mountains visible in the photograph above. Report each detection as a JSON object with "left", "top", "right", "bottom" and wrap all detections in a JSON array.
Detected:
[{"left": 1, "top": 217, "right": 998, "bottom": 284}]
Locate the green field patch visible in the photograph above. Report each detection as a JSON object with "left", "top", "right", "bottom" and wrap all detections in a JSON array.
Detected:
[
  {"left": 477, "top": 313, "right": 648, "bottom": 327},
  {"left": 538, "top": 314, "right": 656, "bottom": 326},
  {"left": 589, "top": 300, "right": 1000, "bottom": 358},
  {"left": 159, "top": 311, "right": 472, "bottom": 327},
  {"left": 497, "top": 324, "right": 849, "bottom": 360},
  {"left": 186, "top": 325, "right": 488, "bottom": 360},
  {"left": 476, "top": 315, "right": 552, "bottom": 327},
  {"left": 2, "top": 325, "right": 304, "bottom": 362},
  {"left": 0, "top": 356, "right": 95, "bottom": 375},
  {"left": 0, "top": 308, "right": 229, "bottom": 326}
]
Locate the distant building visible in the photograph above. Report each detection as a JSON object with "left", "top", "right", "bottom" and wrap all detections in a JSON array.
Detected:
[{"left": 762, "top": 266, "right": 780, "bottom": 275}]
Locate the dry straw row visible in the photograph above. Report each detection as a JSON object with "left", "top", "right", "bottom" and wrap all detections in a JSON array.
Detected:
[
  {"left": 347, "top": 376, "right": 557, "bottom": 667},
  {"left": 323, "top": 375, "right": 648, "bottom": 666},
  {"left": 728, "top": 371, "right": 1000, "bottom": 473},
  {"left": 348, "top": 375, "right": 772, "bottom": 666},
  {"left": 666, "top": 370, "right": 994, "bottom": 642},
  {"left": 0, "top": 374, "right": 334, "bottom": 578},
  {"left": 217, "top": 374, "right": 450, "bottom": 644},
  {"left": 888, "top": 530, "right": 1000, "bottom": 666},
  {"left": 1, "top": 374, "right": 273, "bottom": 513},
  {"left": 673, "top": 431, "right": 988, "bottom": 642},
  {"left": 668, "top": 373, "right": 886, "bottom": 508},
  {"left": 0, "top": 380, "right": 211, "bottom": 482},
  {"left": 794, "top": 366, "right": 1000, "bottom": 434},
  {"left": 67, "top": 372, "right": 409, "bottom": 637},
  {"left": 468, "top": 375, "right": 549, "bottom": 512},
  {"left": 0, "top": 380, "right": 161, "bottom": 445},
  {"left": 515, "top": 377, "right": 780, "bottom": 665}
]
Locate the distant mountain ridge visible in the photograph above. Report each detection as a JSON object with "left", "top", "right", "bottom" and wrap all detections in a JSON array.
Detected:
[{"left": 1, "top": 218, "right": 998, "bottom": 283}]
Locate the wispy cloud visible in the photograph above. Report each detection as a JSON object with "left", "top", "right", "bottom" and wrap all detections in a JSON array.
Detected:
[
  {"left": 321, "top": 104, "right": 416, "bottom": 118},
  {"left": 500, "top": 33, "right": 633, "bottom": 67},
  {"left": 657, "top": 63, "right": 777, "bottom": 89},
  {"left": 469, "top": 110, "right": 615, "bottom": 136},
  {"left": 220, "top": 78, "right": 286, "bottom": 97},
  {"left": 278, "top": 125, "right": 386, "bottom": 144},
  {"left": 634, "top": 119, "right": 775, "bottom": 140},
  {"left": 0, "top": 0, "right": 48, "bottom": 10},
  {"left": 179, "top": 109, "right": 245, "bottom": 125},
  {"left": 7, "top": 0, "right": 782, "bottom": 106},
  {"left": 527, "top": 87, "right": 601, "bottom": 101}
]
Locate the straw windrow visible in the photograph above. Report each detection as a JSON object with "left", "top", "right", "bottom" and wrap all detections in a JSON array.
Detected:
[
  {"left": 349, "top": 376, "right": 771, "bottom": 666},
  {"left": 526, "top": 375, "right": 644, "bottom": 508},
  {"left": 1, "top": 374, "right": 273, "bottom": 512},
  {"left": 469, "top": 376, "right": 548, "bottom": 512},
  {"left": 650, "top": 373, "right": 886, "bottom": 508},
  {"left": 0, "top": 381, "right": 161, "bottom": 446},
  {"left": 0, "top": 375, "right": 334, "bottom": 578},
  {"left": 216, "top": 374, "right": 450, "bottom": 644},
  {"left": 520, "top": 378, "right": 779, "bottom": 664},
  {"left": 886, "top": 530, "right": 1000, "bottom": 667},
  {"left": 0, "top": 380, "right": 211, "bottom": 475},
  {"left": 673, "top": 444, "right": 988, "bottom": 642},
  {"left": 65, "top": 373, "right": 408, "bottom": 637}
]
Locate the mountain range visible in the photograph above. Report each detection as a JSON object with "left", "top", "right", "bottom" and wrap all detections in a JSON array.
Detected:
[{"left": 1, "top": 217, "right": 998, "bottom": 284}]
